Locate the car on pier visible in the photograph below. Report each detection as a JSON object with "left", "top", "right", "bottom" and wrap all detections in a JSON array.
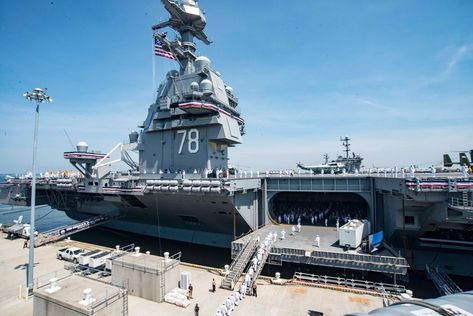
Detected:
[{"left": 56, "top": 247, "right": 84, "bottom": 263}]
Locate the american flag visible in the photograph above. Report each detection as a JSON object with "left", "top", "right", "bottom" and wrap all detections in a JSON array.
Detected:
[{"left": 154, "top": 37, "right": 176, "bottom": 60}]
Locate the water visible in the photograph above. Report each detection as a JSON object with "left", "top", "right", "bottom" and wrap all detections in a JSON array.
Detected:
[{"left": 0, "top": 204, "right": 78, "bottom": 232}]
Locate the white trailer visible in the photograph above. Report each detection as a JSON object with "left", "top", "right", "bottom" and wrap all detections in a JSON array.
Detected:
[
  {"left": 78, "top": 249, "right": 104, "bottom": 266},
  {"left": 89, "top": 251, "right": 111, "bottom": 268},
  {"left": 339, "top": 219, "right": 370, "bottom": 249}
]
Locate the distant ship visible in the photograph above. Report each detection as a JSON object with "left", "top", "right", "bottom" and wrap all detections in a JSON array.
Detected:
[{"left": 297, "top": 136, "right": 363, "bottom": 174}]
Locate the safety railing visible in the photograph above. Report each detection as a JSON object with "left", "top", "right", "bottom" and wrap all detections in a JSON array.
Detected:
[{"left": 293, "top": 272, "right": 406, "bottom": 295}]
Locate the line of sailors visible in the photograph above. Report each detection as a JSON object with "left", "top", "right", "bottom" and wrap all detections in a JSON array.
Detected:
[
  {"left": 215, "top": 232, "right": 276, "bottom": 316},
  {"left": 276, "top": 204, "right": 364, "bottom": 227}
]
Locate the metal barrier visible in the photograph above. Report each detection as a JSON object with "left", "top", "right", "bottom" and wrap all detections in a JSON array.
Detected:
[
  {"left": 267, "top": 246, "right": 409, "bottom": 274},
  {"left": 34, "top": 269, "right": 73, "bottom": 289},
  {"left": 450, "top": 197, "right": 473, "bottom": 208},
  {"left": 293, "top": 272, "right": 406, "bottom": 295},
  {"left": 425, "top": 264, "right": 462, "bottom": 296}
]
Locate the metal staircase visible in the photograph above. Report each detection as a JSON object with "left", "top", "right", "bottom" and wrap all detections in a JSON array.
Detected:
[
  {"left": 246, "top": 246, "right": 272, "bottom": 295},
  {"left": 463, "top": 191, "right": 469, "bottom": 206},
  {"left": 221, "top": 238, "right": 258, "bottom": 290},
  {"left": 425, "top": 264, "right": 462, "bottom": 296}
]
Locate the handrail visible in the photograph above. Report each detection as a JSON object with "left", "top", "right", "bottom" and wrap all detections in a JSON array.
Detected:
[{"left": 293, "top": 272, "right": 406, "bottom": 295}]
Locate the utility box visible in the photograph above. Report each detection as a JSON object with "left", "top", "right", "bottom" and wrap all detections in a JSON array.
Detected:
[
  {"left": 339, "top": 219, "right": 369, "bottom": 249},
  {"left": 111, "top": 250, "right": 181, "bottom": 303},
  {"left": 33, "top": 275, "right": 126, "bottom": 316}
]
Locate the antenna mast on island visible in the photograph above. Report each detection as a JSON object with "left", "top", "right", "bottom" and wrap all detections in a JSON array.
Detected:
[{"left": 340, "top": 136, "right": 351, "bottom": 160}]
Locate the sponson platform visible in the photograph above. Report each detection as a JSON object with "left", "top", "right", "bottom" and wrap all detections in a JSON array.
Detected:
[{"left": 232, "top": 225, "right": 409, "bottom": 276}]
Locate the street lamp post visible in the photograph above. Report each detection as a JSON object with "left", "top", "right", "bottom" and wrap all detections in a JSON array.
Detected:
[{"left": 23, "top": 88, "right": 52, "bottom": 296}]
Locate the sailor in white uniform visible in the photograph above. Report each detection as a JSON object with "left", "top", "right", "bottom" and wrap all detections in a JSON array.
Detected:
[
  {"left": 461, "top": 164, "right": 468, "bottom": 178},
  {"left": 245, "top": 273, "right": 251, "bottom": 286},
  {"left": 430, "top": 165, "right": 436, "bottom": 177},
  {"left": 281, "top": 229, "right": 286, "bottom": 239},
  {"left": 248, "top": 266, "right": 254, "bottom": 278},
  {"left": 233, "top": 292, "right": 240, "bottom": 306},
  {"left": 226, "top": 296, "right": 234, "bottom": 312},
  {"left": 291, "top": 225, "right": 296, "bottom": 235},
  {"left": 239, "top": 284, "right": 247, "bottom": 298},
  {"left": 297, "top": 222, "right": 301, "bottom": 233},
  {"left": 252, "top": 256, "right": 258, "bottom": 267},
  {"left": 220, "top": 303, "right": 228, "bottom": 316},
  {"left": 315, "top": 234, "right": 320, "bottom": 248},
  {"left": 409, "top": 165, "right": 415, "bottom": 178}
]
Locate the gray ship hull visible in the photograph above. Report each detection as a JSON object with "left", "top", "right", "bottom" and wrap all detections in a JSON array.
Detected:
[{"left": 64, "top": 191, "right": 251, "bottom": 248}]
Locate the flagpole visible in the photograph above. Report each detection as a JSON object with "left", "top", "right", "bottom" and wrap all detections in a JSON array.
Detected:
[{"left": 152, "top": 37, "right": 157, "bottom": 100}]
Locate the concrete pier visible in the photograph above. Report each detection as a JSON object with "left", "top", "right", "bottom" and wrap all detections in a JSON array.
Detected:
[{"left": 0, "top": 234, "right": 384, "bottom": 316}]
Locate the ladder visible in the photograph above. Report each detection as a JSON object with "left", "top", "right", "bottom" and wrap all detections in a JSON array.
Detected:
[
  {"left": 122, "top": 280, "right": 129, "bottom": 316},
  {"left": 425, "top": 264, "right": 462, "bottom": 296},
  {"left": 462, "top": 191, "right": 469, "bottom": 206},
  {"left": 246, "top": 246, "right": 272, "bottom": 295},
  {"left": 159, "top": 261, "right": 166, "bottom": 302},
  {"left": 221, "top": 238, "right": 258, "bottom": 290},
  {"left": 122, "top": 291, "right": 128, "bottom": 316}
]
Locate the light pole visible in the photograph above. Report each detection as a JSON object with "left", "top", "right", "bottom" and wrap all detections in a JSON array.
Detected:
[{"left": 23, "top": 88, "right": 52, "bottom": 296}]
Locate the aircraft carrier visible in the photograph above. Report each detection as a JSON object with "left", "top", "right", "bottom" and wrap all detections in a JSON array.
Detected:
[{"left": 1, "top": 0, "right": 473, "bottom": 278}]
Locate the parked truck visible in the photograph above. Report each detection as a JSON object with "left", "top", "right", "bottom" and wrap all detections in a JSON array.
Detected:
[{"left": 56, "top": 247, "right": 84, "bottom": 263}]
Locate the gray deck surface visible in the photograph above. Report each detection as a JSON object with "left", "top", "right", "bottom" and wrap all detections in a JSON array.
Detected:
[
  {"left": 235, "top": 224, "right": 396, "bottom": 258},
  {"left": 237, "top": 224, "right": 358, "bottom": 253}
]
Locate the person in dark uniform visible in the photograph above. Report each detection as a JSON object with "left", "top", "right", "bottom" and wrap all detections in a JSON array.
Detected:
[
  {"left": 252, "top": 282, "right": 257, "bottom": 297},
  {"left": 194, "top": 303, "right": 200, "bottom": 316},
  {"left": 188, "top": 283, "right": 193, "bottom": 299},
  {"left": 212, "top": 278, "right": 216, "bottom": 292}
]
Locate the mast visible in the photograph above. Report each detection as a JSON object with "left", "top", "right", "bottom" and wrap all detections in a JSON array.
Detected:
[
  {"left": 340, "top": 136, "right": 351, "bottom": 160},
  {"left": 152, "top": 0, "right": 211, "bottom": 74}
]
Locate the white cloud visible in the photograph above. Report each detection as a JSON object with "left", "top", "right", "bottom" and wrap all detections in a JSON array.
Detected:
[{"left": 447, "top": 44, "right": 473, "bottom": 74}]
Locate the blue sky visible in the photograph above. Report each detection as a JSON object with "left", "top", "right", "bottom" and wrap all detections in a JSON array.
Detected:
[{"left": 0, "top": 0, "right": 472, "bottom": 173}]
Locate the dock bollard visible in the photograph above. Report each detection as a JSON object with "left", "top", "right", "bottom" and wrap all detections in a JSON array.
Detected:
[
  {"left": 222, "top": 265, "right": 230, "bottom": 276},
  {"left": 272, "top": 272, "right": 283, "bottom": 285},
  {"left": 80, "top": 288, "right": 95, "bottom": 306},
  {"left": 45, "top": 277, "right": 61, "bottom": 293},
  {"left": 164, "top": 252, "right": 170, "bottom": 262},
  {"left": 133, "top": 247, "right": 140, "bottom": 256}
]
